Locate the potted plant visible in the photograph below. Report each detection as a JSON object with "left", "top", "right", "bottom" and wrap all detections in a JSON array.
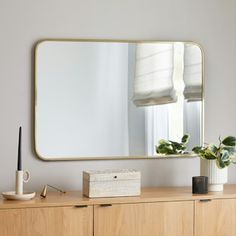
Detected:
[
  {"left": 156, "top": 134, "right": 190, "bottom": 155},
  {"left": 192, "top": 136, "right": 236, "bottom": 191}
]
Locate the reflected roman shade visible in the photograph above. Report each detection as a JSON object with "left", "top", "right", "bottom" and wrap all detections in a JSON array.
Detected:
[
  {"left": 183, "top": 44, "right": 202, "bottom": 101},
  {"left": 133, "top": 43, "right": 177, "bottom": 106}
]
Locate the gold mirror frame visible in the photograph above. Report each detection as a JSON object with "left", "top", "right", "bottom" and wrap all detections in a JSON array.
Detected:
[{"left": 34, "top": 39, "right": 204, "bottom": 161}]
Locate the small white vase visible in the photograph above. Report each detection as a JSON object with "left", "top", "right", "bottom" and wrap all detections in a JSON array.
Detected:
[{"left": 200, "top": 159, "right": 228, "bottom": 191}]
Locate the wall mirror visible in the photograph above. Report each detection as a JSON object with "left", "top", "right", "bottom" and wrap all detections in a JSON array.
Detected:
[{"left": 35, "top": 40, "right": 204, "bottom": 160}]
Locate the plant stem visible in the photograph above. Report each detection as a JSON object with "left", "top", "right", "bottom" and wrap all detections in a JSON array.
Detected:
[
  {"left": 218, "top": 136, "right": 222, "bottom": 146},
  {"left": 217, "top": 136, "right": 222, "bottom": 157}
]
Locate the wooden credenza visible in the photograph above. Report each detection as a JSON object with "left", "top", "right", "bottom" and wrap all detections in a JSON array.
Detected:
[{"left": 1, "top": 185, "right": 236, "bottom": 236}]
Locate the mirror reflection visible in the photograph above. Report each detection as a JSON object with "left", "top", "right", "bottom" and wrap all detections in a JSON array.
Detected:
[{"left": 35, "top": 40, "right": 203, "bottom": 160}]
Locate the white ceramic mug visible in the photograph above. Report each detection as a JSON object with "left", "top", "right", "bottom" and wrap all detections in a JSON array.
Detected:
[{"left": 15, "top": 170, "right": 30, "bottom": 195}]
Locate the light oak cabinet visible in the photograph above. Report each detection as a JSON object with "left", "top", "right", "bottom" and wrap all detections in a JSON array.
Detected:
[
  {"left": 0, "top": 206, "right": 93, "bottom": 236},
  {"left": 1, "top": 186, "right": 236, "bottom": 236},
  {"left": 195, "top": 198, "right": 236, "bottom": 236},
  {"left": 94, "top": 201, "right": 194, "bottom": 236}
]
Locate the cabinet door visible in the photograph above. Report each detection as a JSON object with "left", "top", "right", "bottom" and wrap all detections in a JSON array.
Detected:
[
  {"left": 94, "top": 201, "right": 193, "bottom": 236},
  {"left": 0, "top": 206, "right": 93, "bottom": 236},
  {"left": 195, "top": 199, "right": 236, "bottom": 236}
]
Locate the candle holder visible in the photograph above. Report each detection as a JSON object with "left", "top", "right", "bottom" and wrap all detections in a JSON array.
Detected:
[
  {"left": 15, "top": 170, "right": 30, "bottom": 195},
  {"left": 1, "top": 127, "right": 35, "bottom": 201},
  {"left": 2, "top": 170, "right": 35, "bottom": 201},
  {"left": 192, "top": 176, "right": 208, "bottom": 194}
]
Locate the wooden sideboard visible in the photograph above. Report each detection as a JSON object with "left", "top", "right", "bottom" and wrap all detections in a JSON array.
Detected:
[{"left": 1, "top": 185, "right": 236, "bottom": 236}]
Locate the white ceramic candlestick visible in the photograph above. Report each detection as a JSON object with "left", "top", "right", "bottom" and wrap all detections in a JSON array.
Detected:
[
  {"left": 2, "top": 169, "right": 34, "bottom": 200},
  {"left": 16, "top": 170, "right": 23, "bottom": 195},
  {"left": 1, "top": 127, "right": 35, "bottom": 201},
  {"left": 15, "top": 170, "right": 30, "bottom": 195}
]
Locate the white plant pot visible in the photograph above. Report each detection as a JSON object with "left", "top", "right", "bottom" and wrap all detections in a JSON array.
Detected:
[{"left": 200, "top": 159, "right": 228, "bottom": 191}]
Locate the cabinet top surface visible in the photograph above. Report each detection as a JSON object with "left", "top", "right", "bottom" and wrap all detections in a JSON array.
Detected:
[{"left": 1, "top": 185, "right": 236, "bottom": 209}]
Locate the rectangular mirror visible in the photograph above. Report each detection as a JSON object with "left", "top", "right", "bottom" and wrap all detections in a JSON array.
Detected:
[{"left": 35, "top": 40, "right": 204, "bottom": 160}]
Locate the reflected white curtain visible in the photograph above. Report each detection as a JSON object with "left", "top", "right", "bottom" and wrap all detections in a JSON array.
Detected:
[
  {"left": 145, "top": 105, "right": 169, "bottom": 156},
  {"left": 183, "top": 44, "right": 202, "bottom": 101},
  {"left": 133, "top": 43, "right": 177, "bottom": 106}
]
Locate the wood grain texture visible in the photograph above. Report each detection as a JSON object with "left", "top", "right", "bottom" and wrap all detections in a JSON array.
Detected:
[
  {"left": 1, "top": 185, "right": 236, "bottom": 209},
  {"left": 94, "top": 201, "right": 194, "bottom": 236},
  {"left": 0, "top": 206, "right": 93, "bottom": 236},
  {"left": 195, "top": 199, "right": 236, "bottom": 236},
  {"left": 1, "top": 186, "right": 236, "bottom": 236}
]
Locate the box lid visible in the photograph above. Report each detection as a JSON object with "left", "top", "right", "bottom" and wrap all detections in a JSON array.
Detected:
[{"left": 83, "top": 169, "right": 141, "bottom": 182}]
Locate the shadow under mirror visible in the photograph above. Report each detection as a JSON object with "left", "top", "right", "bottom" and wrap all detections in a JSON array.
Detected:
[{"left": 35, "top": 40, "right": 203, "bottom": 160}]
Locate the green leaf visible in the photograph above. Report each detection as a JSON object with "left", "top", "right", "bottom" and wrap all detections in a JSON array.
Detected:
[
  {"left": 202, "top": 148, "right": 217, "bottom": 160},
  {"left": 224, "top": 160, "right": 231, "bottom": 167},
  {"left": 192, "top": 146, "right": 203, "bottom": 154},
  {"left": 208, "top": 144, "right": 218, "bottom": 153},
  {"left": 170, "top": 141, "right": 184, "bottom": 150},
  {"left": 220, "top": 150, "right": 230, "bottom": 162},
  {"left": 158, "top": 139, "right": 171, "bottom": 145},
  {"left": 156, "top": 143, "right": 175, "bottom": 154},
  {"left": 216, "top": 150, "right": 230, "bottom": 169},
  {"left": 156, "top": 136, "right": 189, "bottom": 155},
  {"left": 181, "top": 134, "right": 190, "bottom": 144},
  {"left": 216, "top": 157, "right": 226, "bottom": 169},
  {"left": 222, "top": 136, "right": 236, "bottom": 146},
  {"left": 222, "top": 146, "right": 236, "bottom": 155}
]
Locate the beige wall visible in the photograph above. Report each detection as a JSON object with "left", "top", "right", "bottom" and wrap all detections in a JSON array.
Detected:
[{"left": 0, "top": 0, "right": 236, "bottom": 192}]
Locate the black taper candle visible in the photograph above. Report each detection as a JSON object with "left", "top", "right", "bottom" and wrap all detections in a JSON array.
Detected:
[{"left": 17, "top": 127, "right": 22, "bottom": 171}]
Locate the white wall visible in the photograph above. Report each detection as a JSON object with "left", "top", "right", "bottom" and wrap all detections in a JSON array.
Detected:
[{"left": 0, "top": 0, "right": 236, "bottom": 192}]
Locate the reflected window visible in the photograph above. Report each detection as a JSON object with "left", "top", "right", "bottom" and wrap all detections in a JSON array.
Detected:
[{"left": 133, "top": 43, "right": 202, "bottom": 155}]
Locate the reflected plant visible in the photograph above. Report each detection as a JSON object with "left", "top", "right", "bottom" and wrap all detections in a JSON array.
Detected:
[
  {"left": 156, "top": 134, "right": 190, "bottom": 155},
  {"left": 192, "top": 136, "right": 236, "bottom": 169}
]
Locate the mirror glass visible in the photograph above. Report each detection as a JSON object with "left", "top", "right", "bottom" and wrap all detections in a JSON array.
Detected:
[{"left": 35, "top": 40, "right": 203, "bottom": 160}]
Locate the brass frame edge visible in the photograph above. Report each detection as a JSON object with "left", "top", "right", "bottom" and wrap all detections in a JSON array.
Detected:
[{"left": 34, "top": 39, "right": 204, "bottom": 161}]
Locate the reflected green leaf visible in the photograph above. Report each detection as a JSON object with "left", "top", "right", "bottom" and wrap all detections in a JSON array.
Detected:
[{"left": 181, "top": 134, "right": 190, "bottom": 144}]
